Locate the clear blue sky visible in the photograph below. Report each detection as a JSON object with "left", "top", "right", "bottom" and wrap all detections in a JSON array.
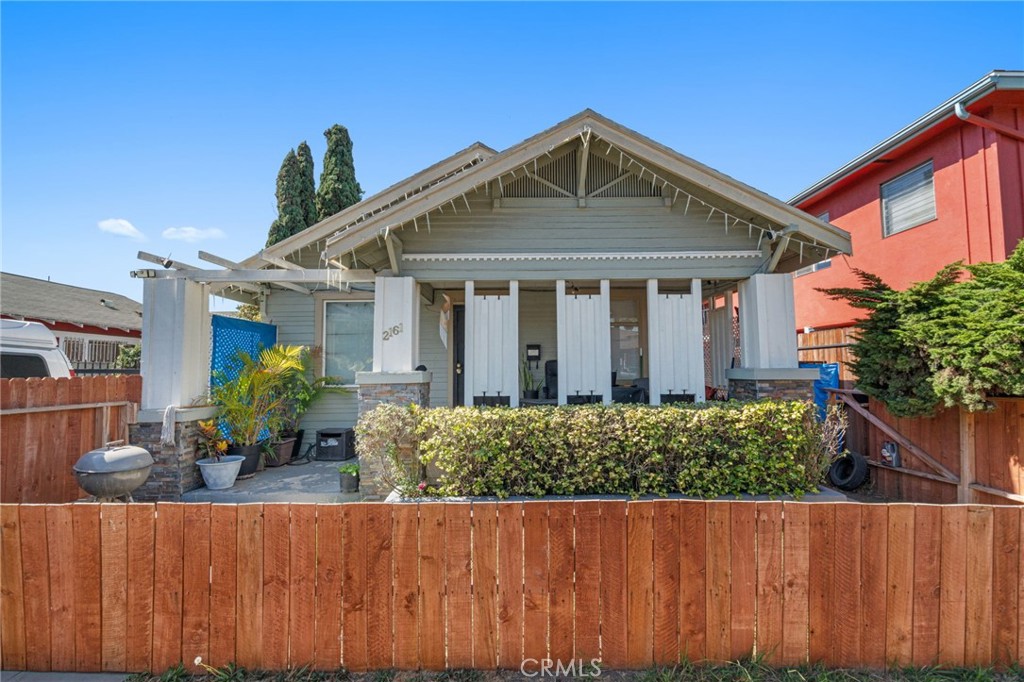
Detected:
[{"left": 2, "top": 2, "right": 1022, "bottom": 304}]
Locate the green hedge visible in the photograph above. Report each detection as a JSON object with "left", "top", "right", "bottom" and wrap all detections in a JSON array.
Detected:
[{"left": 356, "top": 401, "right": 833, "bottom": 499}]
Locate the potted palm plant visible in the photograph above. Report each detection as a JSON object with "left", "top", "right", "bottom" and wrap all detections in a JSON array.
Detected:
[
  {"left": 211, "top": 345, "right": 305, "bottom": 478},
  {"left": 521, "top": 355, "right": 540, "bottom": 400},
  {"left": 267, "top": 347, "right": 341, "bottom": 467}
]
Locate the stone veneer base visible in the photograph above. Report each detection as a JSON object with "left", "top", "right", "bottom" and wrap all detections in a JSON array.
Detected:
[{"left": 130, "top": 418, "right": 204, "bottom": 501}]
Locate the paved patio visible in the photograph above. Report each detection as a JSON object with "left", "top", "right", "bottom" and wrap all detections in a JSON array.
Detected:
[{"left": 182, "top": 459, "right": 362, "bottom": 503}]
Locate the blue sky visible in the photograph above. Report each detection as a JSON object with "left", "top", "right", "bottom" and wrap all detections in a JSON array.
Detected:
[{"left": 2, "top": 2, "right": 1022, "bottom": 303}]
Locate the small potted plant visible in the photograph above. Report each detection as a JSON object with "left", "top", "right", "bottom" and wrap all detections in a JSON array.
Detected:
[
  {"left": 268, "top": 347, "right": 341, "bottom": 467},
  {"left": 338, "top": 462, "right": 360, "bottom": 493},
  {"left": 521, "top": 355, "right": 540, "bottom": 400},
  {"left": 194, "top": 419, "right": 245, "bottom": 490}
]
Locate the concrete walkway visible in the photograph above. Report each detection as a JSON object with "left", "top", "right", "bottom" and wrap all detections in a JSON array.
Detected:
[{"left": 182, "top": 459, "right": 362, "bottom": 503}]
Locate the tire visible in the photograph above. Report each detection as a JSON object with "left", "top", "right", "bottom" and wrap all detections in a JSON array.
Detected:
[{"left": 829, "top": 451, "right": 869, "bottom": 491}]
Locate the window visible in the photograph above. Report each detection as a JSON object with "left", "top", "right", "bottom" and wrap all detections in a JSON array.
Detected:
[
  {"left": 323, "top": 301, "right": 374, "bottom": 384},
  {"left": 1, "top": 353, "right": 49, "bottom": 378},
  {"left": 881, "top": 161, "right": 936, "bottom": 236},
  {"left": 793, "top": 259, "right": 833, "bottom": 278}
]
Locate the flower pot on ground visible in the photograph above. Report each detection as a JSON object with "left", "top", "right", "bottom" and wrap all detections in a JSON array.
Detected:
[
  {"left": 229, "top": 443, "right": 263, "bottom": 478},
  {"left": 338, "top": 463, "right": 359, "bottom": 493},
  {"left": 266, "top": 436, "right": 296, "bottom": 467},
  {"left": 520, "top": 354, "right": 540, "bottom": 401},
  {"left": 196, "top": 455, "right": 245, "bottom": 489},
  {"left": 269, "top": 347, "right": 344, "bottom": 462}
]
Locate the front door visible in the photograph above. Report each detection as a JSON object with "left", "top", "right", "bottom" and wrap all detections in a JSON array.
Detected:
[{"left": 453, "top": 304, "right": 465, "bottom": 406}]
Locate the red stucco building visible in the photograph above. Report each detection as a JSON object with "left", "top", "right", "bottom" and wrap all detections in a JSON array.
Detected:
[{"left": 791, "top": 71, "right": 1024, "bottom": 336}]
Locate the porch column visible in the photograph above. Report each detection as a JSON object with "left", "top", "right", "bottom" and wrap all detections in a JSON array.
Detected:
[
  {"left": 464, "top": 280, "right": 520, "bottom": 407},
  {"left": 372, "top": 275, "right": 420, "bottom": 371},
  {"left": 646, "top": 279, "right": 705, "bottom": 405},
  {"left": 556, "top": 279, "right": 612, "bottom": 405},
  {"left": 709, "top": 290, "right": 735, "bottom": 389},
  {"left": 140, "top": 278, "right": 211, "bottom": 412},
  {"left": 729, "top": 273, "right": 817, "bottom": 400}
]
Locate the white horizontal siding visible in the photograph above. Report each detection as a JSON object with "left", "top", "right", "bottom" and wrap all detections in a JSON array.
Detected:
[{"left": 419, "top": 299, "right": 449, "bottom": 407}]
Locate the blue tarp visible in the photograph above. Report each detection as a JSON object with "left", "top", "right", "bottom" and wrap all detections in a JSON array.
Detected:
[{"left": 800, "top": 361, "right": 840, "bottom": 421}]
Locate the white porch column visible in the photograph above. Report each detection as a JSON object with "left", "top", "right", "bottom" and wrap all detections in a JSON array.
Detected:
[
  {"left": 140, "top": 278, "right": 211, "bottom": 411},
  {"left": 556, "top": 279, "right": 612, "bottom": 405},
  {"left": 709, "top": 290, "right": 735, "bottom": 388},
  {"left": 646, "top": 279, "right": 705, "bottom": 405},
  {"left": 737, "top": 273, "right": 799, "bottom": 368},
  {"left": 372, "top": 276, "right": 420, "bottom": 372},
  {"left": 464, "top": 280, "right": 520, "bottom": 406}
]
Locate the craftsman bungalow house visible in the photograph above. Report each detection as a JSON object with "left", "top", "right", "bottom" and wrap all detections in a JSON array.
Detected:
[{"left": 134, "top": 111, "right": 852, "bottom": 446}]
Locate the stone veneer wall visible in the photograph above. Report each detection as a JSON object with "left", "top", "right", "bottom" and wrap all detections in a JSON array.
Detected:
[
  {"left": 728, "top": 378, "right": 815, "bottom": 402},
  {"left": 129, "top": 419, "right": 204, "bottom": 501},
  {"left": 357, "top": 380, "right": 431, "bottom": 500}
]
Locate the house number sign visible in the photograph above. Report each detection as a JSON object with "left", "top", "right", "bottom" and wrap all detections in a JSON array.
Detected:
[{"left": 382, "top": 323, "right": 404, "bottom": 341}]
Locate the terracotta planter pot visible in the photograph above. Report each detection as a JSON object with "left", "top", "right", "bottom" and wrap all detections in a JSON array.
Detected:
[{"left": 266, "top": 438, "right": 296, "bottom": 468}]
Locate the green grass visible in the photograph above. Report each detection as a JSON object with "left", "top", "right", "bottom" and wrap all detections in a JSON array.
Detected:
[{"left": 125, "top": 662, "right": 1024, "bottom": 682}]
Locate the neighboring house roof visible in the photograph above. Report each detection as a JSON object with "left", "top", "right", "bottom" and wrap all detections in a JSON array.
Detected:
[
  {"left": 0, "top": 272, "right": 143, "bottom": 333},
  {"left": 246, "top": 110, "right": 851, "bottom": 266},
  {"left": 790, "top": 70, "right": 1024, "bottom": 206}
]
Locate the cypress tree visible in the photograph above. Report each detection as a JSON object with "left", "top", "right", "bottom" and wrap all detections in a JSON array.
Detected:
[
  {"left": 266, "top": 149, "right": 307, "bottom": 247},
  {"left": 316, "top": 124, "right": 363, "bottom": 221},
  {"left": 295, "top": 141, "right": 318, "bottom": 228}
]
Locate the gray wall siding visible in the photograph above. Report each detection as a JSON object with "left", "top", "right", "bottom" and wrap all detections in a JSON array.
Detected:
[
  {"left": 419, "top": 299, "right": 449, "bottom": 407},
  {"left": 519, "top": 290, "right": 557, "bottom": 394},
  {"left": 265, "top": 290, "right": 360, "bottom": 451}
]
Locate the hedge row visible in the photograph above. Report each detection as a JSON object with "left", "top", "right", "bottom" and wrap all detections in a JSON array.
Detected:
[{"left": 355, "top": 401, "right": 833, "bottom": 499}]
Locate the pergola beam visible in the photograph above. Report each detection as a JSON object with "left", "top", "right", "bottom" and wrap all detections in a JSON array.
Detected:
[
  {"left": 131, "top": 267, "right": 377, "bottom": 284},
  {"left": 200, "top": 251, "right": 311, "bottom": 296},
  {"left": 138, "top": 250, "right": 262, "bottom": 301},
  {"left": 385, "top": 233, "right": 403, "bottom": 274}
]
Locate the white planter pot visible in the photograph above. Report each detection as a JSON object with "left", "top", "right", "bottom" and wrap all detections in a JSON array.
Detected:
[{"left": 196, "top": 455, "right": 245, "bottom": 490}]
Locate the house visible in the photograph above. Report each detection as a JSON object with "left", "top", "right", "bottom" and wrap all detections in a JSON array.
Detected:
[
  {"left": 0, "top": 272, "right": 142, "bottom": 371},
  {"left": 790, "top": 70, "right": 1024, "bottom": 379},
  {"left": 130, "top": 111, "right": 851, "bottom": 496}
]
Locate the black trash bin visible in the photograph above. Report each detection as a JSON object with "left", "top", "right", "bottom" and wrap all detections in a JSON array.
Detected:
[{"left": 316, "top": 428, "right": 355, "bottom": 461}]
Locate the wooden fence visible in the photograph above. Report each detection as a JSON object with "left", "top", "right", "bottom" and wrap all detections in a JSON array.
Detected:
[
  {"left": 0, "top": 376, "right": 142, "bottom": 503},
  {"left": 838, "top": 393, "right": 1024, "bottom": 505},
  {"left": 1, "top": 501, "right": 1021, "bottom": 674},
  {"left": 797, "top": 327, "right": 856, "bottom": 384}
]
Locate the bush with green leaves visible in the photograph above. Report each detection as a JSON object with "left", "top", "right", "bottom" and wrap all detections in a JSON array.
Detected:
[
  {"left": 356, "top": 401, "right": 835, "bottom": 499},
  {"left": 821, "top": 242, "right": 1024, "bottom": 415}
]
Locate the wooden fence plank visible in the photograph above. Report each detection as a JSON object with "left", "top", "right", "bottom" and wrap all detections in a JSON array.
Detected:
[
  {"left": 261, "top": 504, "right": 290, "bottom": 671},
  {"left": 235, "top": 504, "right": 264, "bottom": 670},
  {"left": 20, "top": 505, "right": 51, "bottom": 670},
  {"left": 600, "top": 500, "right": 628, "bottom": 668},
  {"left": 1019, "top": 509, "right": 1024, "bottom": 667},
  {"left": 365, "top": 504, "right": 394, "bottom": 669},
  {"left": 47, "top": 506, "right": 79, "bottom": 670},
  {"left": 472, "top": 502, "right": 499, "bottom": 669},
  {"left": 886, "top": 504, "right": 915, "bottom": 666},
  {"left": 522, "top": 502, "right": 549, "bottom": 666},
  {"left": 705, "top": 502, "right": 731, "bottom": 663},
  {"left": 209, "top": 505, "right": 237, "bottom": 669},
  {"left": 678, "top": 501, "right": 707, "bottom": 663},
  {"left": 755, "top": 502, "right": 783, "bottom": 663},
  {"left": 992, "top": 506, "right": 1020, "bottom": 666},
  {"left": 0, "top": 505, "right": 26, "bottom": 670},
  {"left": 341, "top": 504, "right": 367, "bottom": 671},
  {"left": 574, "top": 501, "right": 602, "bottom": 661},
  {"left": 152, "top": 503, "right": 184, "bottom": 673},
  {"left": 859, "top": 505, "right": 888, "bottom": 668},
  {"left": 549, "top": 502, "right": 575, "bottom": 663},
  {"left": 730, "top": 502, "right": 756, "bottom": 660},
  {"left": 393, "top": 504, "right": 419, "bottom": 669},
  {"left": 100, "top": 504, "right": 128, "bottom": 672},
  {"left": 938, "top": 505, "right": 967, "bottom": 665},
  {"left": 446, "top": 503, "right": 474, "bottom": 668},
  {"left": 289, "top": 505, "right": 317, "bottom": 668},
  {"left": 314, "top": 505, "right": 343, "bottom": 671},
  {"left": 181, "top": 504, "right": 211, "bottom": 672},
  {"left": 72, "top": 504, "right": 102, "bottom": 671},
  {"left": 497, "top": 502, "right": 523, "bottom": 669},
  {"left": 964, "top": 506, "right": 994, "bottom": 666},
  {"left": 420, "top": 503, "right": 446, "bottom": 670},
  {"left": 833, "top": 504, "right": 862, "bottom": 667},
  {"left": 912, "top": 505, "right": 941, "bottom": 667},
  {"left": 781, "top": 503, "right": 810, "bottom": 666},
  {"left": 627, "top": 501, "right": 655, "bottom": 668},
  {"left": 652, "top": 500, "right": 680, "bottom": 665},
  {"left": 808, "top": 504, "right": 835, "bottom": 665}
]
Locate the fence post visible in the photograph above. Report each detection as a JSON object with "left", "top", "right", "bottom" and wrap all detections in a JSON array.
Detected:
[{"left": 958, "top": 408, "right": 975, "bottom": 503}]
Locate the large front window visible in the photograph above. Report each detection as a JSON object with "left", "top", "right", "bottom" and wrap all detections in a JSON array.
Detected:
[{"left": 323, "top": 301, "right": 374, "bottom": 384}]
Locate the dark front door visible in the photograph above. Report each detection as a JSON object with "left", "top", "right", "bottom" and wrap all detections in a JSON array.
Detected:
[{"left": 453, "top": 304, "right": 465, "bottom": 406}]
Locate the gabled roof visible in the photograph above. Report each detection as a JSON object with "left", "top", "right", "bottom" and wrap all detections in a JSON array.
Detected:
[
  {"left": 791, "top": 70, "right": 1024, "bottom": 206},
  {"left": 1, "top": 272, "right": 143, "bottom": 332},
  {"left": 250, "top": 110, "right": 851, "bottom": 264}
]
